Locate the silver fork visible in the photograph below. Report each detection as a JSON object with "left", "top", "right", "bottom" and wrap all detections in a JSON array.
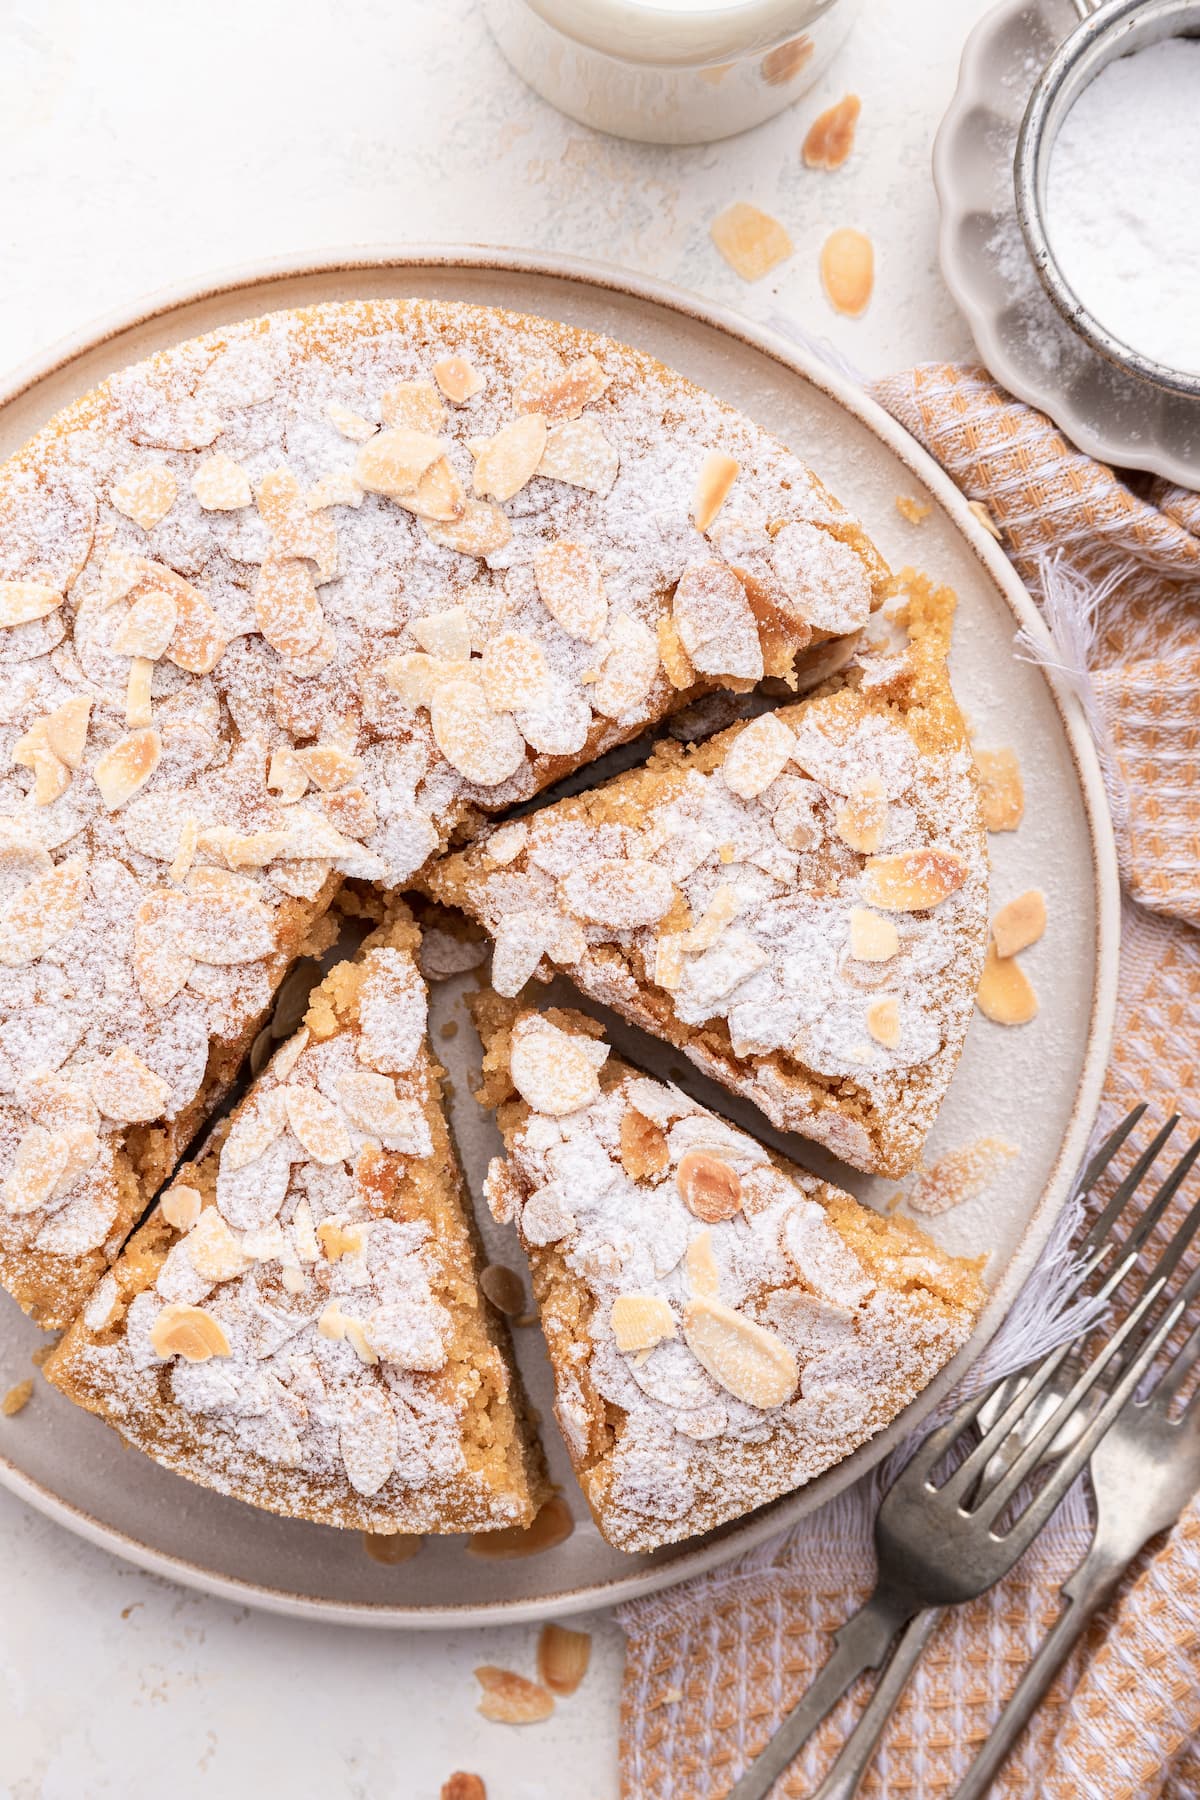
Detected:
[{"left": 726, "top": 1109, "right": 1200, "bottom": 1800}]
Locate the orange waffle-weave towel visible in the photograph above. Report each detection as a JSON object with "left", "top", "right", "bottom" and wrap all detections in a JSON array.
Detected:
[{"left": 617, "top": 366, "right": 1200, "bottom": 1800}]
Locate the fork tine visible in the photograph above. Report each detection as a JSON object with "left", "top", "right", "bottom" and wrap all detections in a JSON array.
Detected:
[
  {"left": 1121, "top": 1135, "right": 1200, "bottom": 1269},
  {"left": 1074, "top": 1105, "right": 1148, "bottom": 1205},
  {"left": 1078, "top": 1114, "right": 1180, "bottom": 1266},
  {"left": 1151, "top": 1316, "right": 1200, "bottom": 1410},
  {"left": 900, "top": 1386, "right": 998, "bottom": 1489}
]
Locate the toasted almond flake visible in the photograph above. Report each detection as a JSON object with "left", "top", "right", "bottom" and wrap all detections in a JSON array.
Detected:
[
  {"left": 537, "top": 416, "right": 618, "bottom": 495},
  {"left": 533, "top": 540, "right": 607, "bottom": 642},
  {"left": 977, "top": 943, "right": 1039, "bottom": 1025},
  {"left": 862, "top": 848, "right": 968, "bottom": 911},
  {"left": 161, "top": 1183, "right": 202, "bottom": 1231},
  {"left": 306, "top": 468, "right": 365, "bottom": 511},
  {"left": 710, "top": 202, "right": 794, "bottom": 282},
  {"left": 192, "top": 453, "right": 252, "bottom": 510},
  {"left": 91, "top": 1044, "right": 171, "bottom": 1123},
  {"left": 485, "top": 820, "right": 528, "bottom": 864},
  {"left": 684, "top": 882, "right": 741, "bottom": 953},
  {"left": 424, "top": 499, "right": 511, "bottom": 558},
  {"left": 254, "top": 557, "right": 325, "bottom": 659},
  {"left": 557, "top": 858, "right": 675, "bottom": 928},
  {"left": 654, "top": 932, "right": 686, "bottom": 989},
  {"left": 317, "top": 1217, "right": 367, "bottom": 1262},
  {"left": 0, "top": 857, "right": 87, "bottom": 966},
  {"left": 619, "top": 1106, "right": 669, "bottom": 1179},
  {"left": 474, "top": 1667, "right": 555, "bottom": 1725},
  {"left": 968, "top": 498, "right": 1003, "bottom": 541},
  {"left": 433, "top": 356, "right": 484, "bottom": 404},
  {"left": 93, "top": 727, "right": 160, "bottom": 810},
  {"left": 895, "top": 495, "right": 932, "bottom": 526},
  {"left": 849, "top": 906, "right": 899, "bottom": 962},
  {"left": 150, "top": 1303, "right": 231, "bottom": 1362},
  {"left": 509, "top": 1019, "right": 606, "bottom": 1116},
  {"left": 111, "top": 465, "right": 177, "bottom": 531},
  {"left": 802, "top": 93, "right": 861, "bottom": 170},
  {"left": 132, "top": 890, "right": 194, "bottom": 1006},
  {"left": 355, "top": 426, "right": 445, "bottom": 498},
  {"left": 975, "top": 747, "right": 1024, "bottom": 832},
  {"left": 187, "top": 1208, "right": 251, "bottom": 1282},
  {"left": 538, "top": 1624, "right": 591, "bottom": 1697},
  {"left": 682, "top": 1295, "right": 798, "bottom": 1408},
  {"left": 992, "top": 888, "right": 1046, "bottom": 959},
  {"left": 611, "top": 1292, "right": 677, "bottom": 1353},
  {"left": 11, "top": 722, "right": 70, "bottom": 806},
  {"left": 677, "top": 1150, "right": 743, "bottom": 1223},
  {"left": 267, "top": 746, "right": 309, "bottom": 804},
  {"left": 835, "top": 776, "right": 888, "bottom": 853},
  {"left": 255, "top": 468, "right": 338, "bottom": 578},
  {"left": 154, "top": 572, "right": 226, "bottom": 674},
  {"left": 168, "top": 818, "right": 198, "bottom": 885},
  {"left": 383, "top": 650, "right": 466, "bottom": 708},
  {"left": 518, "top": 355, "right": 609, "bottom": 423},
  {"left": 282, "top": 1084, "right": 352, "bottom": 1163},
  {"left": 1, "top": 1125, "right": 69, "bottom": 1215},
  {"left": 363, "top": 1530, "right": 424, "bottom": 1567},
  {"left": 473, "top": 414, "right": 548, "bottom": 503},
  {"left": 468, "top": 1495, "right": 575, "bottom": 1560},
  {"left": 820, "top": 228, "right": 874, "bottom": 317},
  {"left": 722, "top": 711, "right": 795, "bottom": 799},
  {"left": 693, "top": 450, "right": 740, "bottom": 533},
  {"left": 656, "top": 615, "right": 695, "bottom": 690},
  {"left": 672, "top": 559, "right": 763, "bottom": 681},
  {"left": 295, "top": 744, "right": 360, "bottom": 793},
  {"left": 910, "top": 1137, "right": 1018, "bottom": 1217},
  {"left": 866, "top": 995, "right": 901, "bottom": 1048},
  {"left": 180, "top": 890, "right": 275, "bottom": 965},
  {"left": 686, "top": 1229, "right": 720, "bottom": 1297},
  {"left": 392, "top": 455, "right": 467, "bottom": 524},
  {"left": 2, "top": 1379, "right": 33, "bottom": 1416},
  {"left": 325, "top": 400, "right": 376, "bottom": 441},
  {"left": 591, "top": 610, "right": 659, "bottom": 718},
  {"left": 0, "top": 581, "right": 64, "bottom": 627},
  {"left": 481, "top": 631, "right": 549, "bottom": 712},
  {"left": 124, "top": 657, "right": 154, "bottom": 728},
  {"left": 43, "top": 696, "right": 91, "bottom": 769},
  {"left": 431, "top": 679, "right": 526, "bottom": 785},
  {"left": 411, "top": 607, "right": 472, "bottom": 661},
  {"left": 478, "top": 1263, "right": 526, "bottom": 1317},
  {"left": 379, "top": 382, "right": 446, "bottom": 432}
]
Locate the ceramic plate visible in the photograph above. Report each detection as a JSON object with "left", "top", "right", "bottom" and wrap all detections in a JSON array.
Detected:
[
  {"left": 0, "top": 249, "right": 1118, "bottom": 1626},
  {"left": 934, "top": 0, "right": 1200, "bottom": 487}
]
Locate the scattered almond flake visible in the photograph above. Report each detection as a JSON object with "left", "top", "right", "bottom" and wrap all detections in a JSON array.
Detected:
[
  {"left": 722, "top": 711, "right": 794, "bottom": 799},
  {"left": 895, "top": 495, "right": 932, "bottom": 525},
  {"left": 682, "top": 1295, "right": 798, "bottom": 1408},
  {"left": 481, "top": 631, "right": 550, "bottom": 712},
  {"left": 317, "top": 1218, "right": 367, "bottom": 1261},
  {"left": 677, "top": 1150, "right": 743, "bottom": 1223},
  {"left": 363, "top": 1530, "right": 424, "bottom": 1566},
  {"left": 654, "top": 932, "right": 686, "bottom": 989},
  {"left": 424, "top": 498, "right": 511, "bottom": 558},
  {"left": 125, "top": 657, "right": 154, "bottom": 728},
  {"left": 692, "top": 451, "right": 740, "bottom": 533},
  {"left": 685, "top": 1229, "right": 720, "bottom": 1297},
  {"left": 94, "top": 727, "right": 161, "bottom": 810},
  {"left": 410, "top": 606, "right": 472, "bottom": 661},
  {"left": 160, "top": 1183, "right": 202, "bottom": 1231},
  {"left": 254, "top": 556, "right": 325, "bottom": 660},
  {"left": 479, "top": 1263, "right": 526, "bottom": 1316},
  {"left": 325, "top": 400, "right": 376, "bottom": 442},
  {"left": 110, "top": 465, "right": 177, "bottom": 531},
  {"left": 392, "top": 455, "right": 466, "bottom": 524},
  {"left": 474, "top": 1666, "right": 555, "bottom": 1725},
  {"left": 11, "top": 721, "right": 69, "bottom": 805},
  {"left": 802, "top": 93, "right": 861, "bottom": 170},
  {"left": 2, "top": 1379, "right": 33, "bottom": 1416},
  {"left": 518, "top": 354, "right": 609, "bottom": 423},
  {"left": 187, "top": 1208, "right": 252, "bottom": 1282},
  {"left": 354, "top": 426, "right": 445, "bottom": 498},
  {"left": 672, "top": 559, "right": 763, "bottom": 680},
  {"left": 295, "top": 743, "right": 359, "bottom": 792},
  {"left": 612, "top": 1292, "right": 677, "bottom": 1353},
  {"left": 537, "top": 416, "right": 618, "bottom": 495},
  {"left": 710, "top": 203, "right": 794, "bottom": 282},
  {"left": 619, "top": 1107, "right": 669, "bottom": 1179},
  {"left": 383, "top": 649, "right": 470, "bottom": 708},
  {"left": 0, "top": 857, "right": 87, "bottom": 966},
  {"left": 910, "top": 1138, "right": 1018, "bottom": 1216},
  {"left": 43, "top": 695, "right": 91, "bottom": 768},
  {"left": 149, "top": 1302, "right": 231, "bottom": 1362},
  {"left": 192, "top": 453, "right": 252, "bottom": 510},
  {"left": 590, "top": 610, "right": 660, "bottom": 719},
  {"left": 433, "top": 357, "right": 485, "bottom": 404},
  {"left": 968, "top": 498, "right": 1003, "bottom": 541},
  {"left": 306, "top": 467, "right": 364, "bottom": 512},
  {"left": 29, "top": 1338, "right": 60, "bottom": 1369},
  {"left": 558, "top": 859, "right": 675, "bottom": 928},
  {"left": 992, "top": 889, "right": 1046, "bottom": 959},
  {"left": 975, "top": 747, "right": 1024, "bottom": 832},
  {"left": 656, "top": 615, "right": 695, "bottom": 690},
  {"left": 467, "top": 1495, "right": 575, "bottom": 1560},
  {"left": 866, "top": 996, "right": 901, "bottom": 1048},
  {"left": 150, "top": 569, "right": 226, "bottom": 674},
  {"left": 976, "top": 943, "right": 1038, "bottom": 1025},
  {"left": 849, "top": 907, "right": 900, "bottom": 962},
  {"left": 862, "top": 849, "right": 968, "bottom": 911},
  {"left": 178, "top": 889, "right": 275, "bottom": 965},
  {"left": 533, "top": 540, "right": 607, "bottom": 642},
  {"left": 508, "top": 1016, "right": 606, "bottom": 1116},
  {"left": 683, "top": 882, "right": 741, "bottom": 953},
  {"left": 379, "top": 381, "right": 446, "bottom": 432},
  {"left": 91, "top": 1045, "right": 172, "bottom": 1123},
  {"left": 485, "top": 820, "right": 528, "bottom": 864},
  {"left": 267, "top": 746, "right": 309, "bottom": 804},
  {"left": 432, "top": 678, "right": 526, "bottom": 786},
  {"left": 0, "top": 581, "right": 64, "bottom": 626},
  {"left": 835, "top": 776, "right": 888, "bottom": 853},
  {"left": 1, "top": 1125, "right": 69, "bottom": 1215},
  {"left": 473, "top": 415, "right": 548, "bottom": 503},
  {"left": 538, "top": 1624, "right": 591, "bottom": 1697},
  {"left": 820, "top": 228, "right": 874, "bottom": 317},
  {"left": 167, "top": 817, "right": 199, "bottom": 885}
]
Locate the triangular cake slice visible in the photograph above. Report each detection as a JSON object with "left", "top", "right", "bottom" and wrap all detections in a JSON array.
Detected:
[
  {"left": 427, "top": 577, "right": 987, "bottom": 1177},
  {"left": 473, "top": 997, "right": 985, "bottom": 1554},
  {"left": 46, "top": 904, "right": 548, "bottom": 1532}
]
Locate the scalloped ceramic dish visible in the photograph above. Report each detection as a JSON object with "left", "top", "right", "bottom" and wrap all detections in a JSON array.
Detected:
[{"left": 934, "top": 0, "right": 1200, "bottom": 487}]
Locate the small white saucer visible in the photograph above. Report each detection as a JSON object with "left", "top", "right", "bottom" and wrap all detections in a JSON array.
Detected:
[{"left": 934, "top": 0, "right": 1200, "bottom": 488}]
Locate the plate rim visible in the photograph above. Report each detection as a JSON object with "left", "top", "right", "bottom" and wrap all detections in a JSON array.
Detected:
[{"left": 0, "top": 244, "right": 1121, "bottom": 1628}]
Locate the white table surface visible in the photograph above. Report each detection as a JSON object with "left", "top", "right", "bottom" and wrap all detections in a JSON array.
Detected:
[{"left": 0, "top": 2, "right": 991, "bottom": 1795}]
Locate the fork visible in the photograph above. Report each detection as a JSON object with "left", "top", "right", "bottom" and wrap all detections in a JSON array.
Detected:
[{"left": 726, "top": 1109, "right": 1200, "bottom": 1800}]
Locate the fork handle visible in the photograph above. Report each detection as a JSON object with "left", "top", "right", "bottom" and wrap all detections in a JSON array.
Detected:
[
  {"left": 951, "top": 1547, "right": 1126, "bottom": 1800},
  {"left": 724, "top": 1591, "right": 912, "bottom": 1800},
  {"left": 806, "top": 1609, "right": 942, "bottom": 1800}
]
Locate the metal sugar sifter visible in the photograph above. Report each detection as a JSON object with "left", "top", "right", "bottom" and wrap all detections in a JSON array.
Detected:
[{"left": 1014, "top": 0, "right": 1200, "bottom": 399}]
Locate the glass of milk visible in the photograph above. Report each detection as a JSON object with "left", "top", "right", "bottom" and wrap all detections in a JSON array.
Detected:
[{"left": 481, "top": 0, "right": 860, "bottom": 143}]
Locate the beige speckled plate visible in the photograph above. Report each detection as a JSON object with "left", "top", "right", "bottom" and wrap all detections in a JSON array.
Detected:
[{"left": 0, "top": 248, "right": 1118, "bottom": 1627}]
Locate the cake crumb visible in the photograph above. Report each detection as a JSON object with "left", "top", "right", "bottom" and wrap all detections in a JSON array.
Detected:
[
  {"left": 895, "top": 495, "right": 932, "bottom": 525},
  {"left": 2, "top": 1379, "right": 33, "bottom": 1416}
]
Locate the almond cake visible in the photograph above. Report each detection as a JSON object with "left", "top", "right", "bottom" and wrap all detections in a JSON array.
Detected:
[
  {"left": 427, "top": 576, "right": 987, "bottom": 1178},
  {"left": 45, "top": 904, "right": 548, "bottom": 1531},
  {"left": 0, "top": 297, "right": 892, "bottom": 1328},
  {"left": 474, "top": 996, "right": 985, "bottom": 1553}
]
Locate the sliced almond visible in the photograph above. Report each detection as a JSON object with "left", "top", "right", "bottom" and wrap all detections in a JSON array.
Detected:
[
  {"left": 710, "top": 203, "right": 793, "bottom": 282},
  {"left": 91, "top": 1045, "right": 170, "bottom": 1123},
  {"left": 654, "top": 932, "right": 686, "bottom": 990},
  {"left": 431, "top": 679, "right": 526, "bottom": 785},
  {"left": 656, "top": 615, "right": 695, "bottom": 690},
  {"left": 0, "top": 581, "right": 64, "bottom": 627},
  {"left": 267, "top": 745, "right": 309, "bottom": 804},
  {"left": 168, "top": 817, "right": 198, "bottom": 885},
  {"left": 692, "top": 450, "right": 740, "bottom": 533},
  {"left": 684, "top": 882, "right": 740, "bottom": 953},
  {"left": 992, "top": 889, "right": 1046, "bottom": 959},
  {"left": 254, "top": 557, "right": 325, "bottom": 659},
  {"left": 722, "top": 710, "right": 795, "bottom": 799},
  {"left": 479, "top": 1263, "right": 526, "bottom": 1316},
  {"left": 968, "top": 499, "right": 1003, "bottom": 542},
  {"left": 685, "top": 1229, "right": 720, "bottom": 1297},
  {"left": 849, "top": 907, "right": 899, "bottom": 962},
  {"left": 835, "top": 776, "right": 888, "bottom": 854},
  {"left": 383, "top": 649, "right": 473, "bottom": 709},
  {"left": 187, "top": 1208, "right": 251, "bottom": 1282},
  {"left": 379, "top": 382, "right": 446, "bottom": 432},
  {"left": 619, "top": 1106, "right": 669, "bottom": 1179},
  {"left": 509, "top": 1019, "right": 606, "bottom": 1117},
  {"left": 975, "top": 747, "right": 1024, "bottom": 832},
  {"left": 283, "top": 1085, "right": 352, "bottom": 1164},
  {"left": 111, "top": 465, "right": 177, "bottom": 531},
  {"left": 160, "top": 1183, "right": 202, "bottom": 1231},
  {"left": 672, "top": 559, "right": 763, "bottom": 681},
  {"left": 11, "top": 722, "right": 69, "bottom": 806},
  {"left": 355, "top": 427, "right": 445, "bottom": 498},
  {"left": 590, "top": 610, "right": 659, "bottom": 719},
  {"left": 149, "top": 1302, "right": 231, "bottom": 1362},
  {"left": 410, "top": 607, "right": 472, "bottom": 661},
  {"left": 115, "top": 590, "right": 178, "bottom": 660},
  {"left": 43, "top": 696, "right": 92, "bottom": 769},
  {"left": 802, "top": 93, "right": 861, "bottom": 170},
  {"left": 611, "top": 1292, "right": 677, "bottom": 1354},
  {"left": 557, "top": 858, "right": 674, "bottom": 928},
  {"left": 533, "top": 540, "right": 607, "bottom": 642},
  {"left": 677, "top": 1150, "right": 743, "bottom": 1223},
  {"left": 866, "top": 995, "right": 901, "bottom": 1048},
  {"left": 682, "top": 1295, "right": 798, "bottom": 1408},
  {"left": 94, "top": 727, "right": 160, "bottom": 810},
  {"left": 1, "top": 1126, "right": 70, "bottom": 1215},
  {"left": 473, "top": 415, "right": 547, "bottom": 502},
  {"left": 317, "top": 1218, "right": 367, "bottom": 1261},
  {"left": 977, "top": 943, "right": 1038, "bottom": 1025},
  {"left": 392, "top": 456, "right": 466, "bottom": 524},
  {"left": 132, "top": 890, "right": 194, "bottom": 1006},
  {"left": 325, "top": 400, "right": 375, "bottom": 441},
  {"left": 474, "top": 1667, "right": 555, "bottom": 1725},
  {"left": 0, "top": 857, "right": 87, "bottom": 965},
  {"left": 296, "top": 744, "right": 360, "bottom": 793},
  {"left": 481, "top": 631, "right": 549, "bottom": 713},
  {"left": 518, "top": 355, "right": 609, "bottom": 423},
  {"left": 424, "top": 500, "right": 511, "bottom": 558},
  {"left": 432, "top": 357, "right": 484, "bottom": 404},
  {"left": 862, "top": 849, "right": 968, "bottom": 911},
  {"left": 467, "top": 1495, "right": 575, "bottom": 1561},
  {"left": 537, "top": 416, "right": 618, "bottom": 495},
  {"left": 192, "top": 453, "right": 252, "bottom": 511},
  {"left": 306, "top": 469, "right": 364, "bottom": 511},
  {"left": 820, "top": 228, "right": 874, "bottom": 317},
  {"left": 223, "top": 1090, "right": 288, "bottom": 1172},
  {"left": 537, "top": 1624, "right": 591, "bottom": 1697},
  {"left": 152, "top": 571, "right": 226, "bottom": 674},
  {"left": 124, "top": 656, "right": 154, "bottom": 728},
  {"left": 179, "top": 890, "right": 275, "bottom": 965}
]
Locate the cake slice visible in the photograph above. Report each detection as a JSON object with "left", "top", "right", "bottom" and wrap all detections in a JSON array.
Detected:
[
  {"left": 427, "top": 577, "right": 987, "bottom": 1177},
  {"left": 45, "top": 904, "right": 547, "bottom": 1533},
  {"left": 473, "top": 997, "right": 985, "bottom": 1554}
]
